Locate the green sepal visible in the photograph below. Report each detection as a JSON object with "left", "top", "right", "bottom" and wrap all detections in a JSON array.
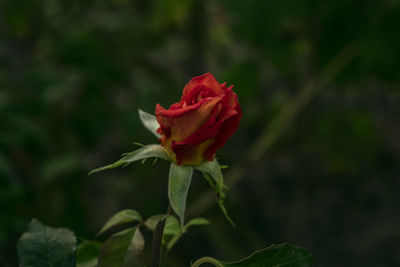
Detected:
[
  {"left": 89, "top": 144, "right": 169, "bottom": 175},
  {"left": 195, "top": 159, "right": 224, "bottom": 194},
  {"left": 217, "top": 200, "right": 235, "bottom": 228},
  {"left": 168, "top": 163, "right": 193, "bottom": 226},
  {"left": 138, "top": 109, "right": 161, "bottom": 138},
  {"left": 195, "top": 159, "right": 234, "bottom": 226}
]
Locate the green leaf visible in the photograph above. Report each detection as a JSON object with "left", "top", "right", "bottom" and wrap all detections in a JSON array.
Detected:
[
  {"left": 168, "top": 163, "right": 193, "bottom": 226},
  {"left": 167, "top": 217, "right": 210, "bottom": 251},
  {"left": 98, "top": 209, "right": 142, "bottom": 236},
  {"left": 138, "top": 109, "right": 161, "bottom": 138},
  {"left": 191, "top": 243, "right": 313, "bottom": 267},
  {"left": 76, "top": 240, "right": 102, "bottom": 267},
  {"left": 89, "top": 144, "right": 169, "bottom": 175},
  {"left": 195, "top": 160, "right": 234, "bottom": 226},
  {"left": 98, "top": 227, "right": 144, "bottom": 267},
  {"left": 144, "top": 214, "right": 180, "bottom": 236},
  {"left": 183, "top": 218, "right": 210, "bottom": 233},
  {"left": 17, "top": 219, "right": 77, "bottom": 267}
]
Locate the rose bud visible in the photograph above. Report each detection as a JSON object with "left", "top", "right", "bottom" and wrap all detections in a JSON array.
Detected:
[{"left": 155, "top": 73, "right": 242, "bottom": 166}]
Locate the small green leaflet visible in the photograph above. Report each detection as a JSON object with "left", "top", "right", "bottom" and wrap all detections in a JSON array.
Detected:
[
  {"left": 168, "top": 163, "right": 193, "bottom": 226},
  {"left": 97, "top": 209, "right": 143, "bottom": 236},
  {"left": 138, "top": 109, "right": 161, "bottom": 138},
  {"left": 191, "top": 243, "right": 314, "bottom": 267},
  {"left": 18, "top": 219, "right": 77, "bottom": 267},
  {"left": 182, "top": 217, "right": 210, "bottom": 233},
  {"left": 76, "top": 240, "right": 102, "bottom": 267},
  {"left": 89, "top": 144, "right": 169, "bottom": 175},
  {"left": 144, "top": 214, "right": 210, "bottom": 250},
  {"left": 166, "top": 217, "right": 211, "bottom": 250},
  {"left": 98, "top": 227, "right": 145, "bottom": 267},
  {"left": 144, "top": 214, "right": 180, "bottom": 236}
]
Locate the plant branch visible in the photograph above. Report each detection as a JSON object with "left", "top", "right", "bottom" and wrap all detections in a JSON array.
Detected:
[
  {"left": 151, "top": 218, "right": 166, "bottom": 267},
  {"left": 191, "top": 257, "right": 224, "bottom": 267}
]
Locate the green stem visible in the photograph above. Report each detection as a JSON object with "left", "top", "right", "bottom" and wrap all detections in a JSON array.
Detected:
[
  {"left": 151, "top": 218, "right": 166, "bottom": 267},
  {"left": 167, "top": 232, "right": 182, "bottom": 251},
  {"left": 161, "top": 204, "right": 173, "bottom": 265},
  {"left": 191, "top": 257, "right": 224, "bottom": 267},
  {"left": 160, "top": 244, "right": 168, "bottom": 267}
]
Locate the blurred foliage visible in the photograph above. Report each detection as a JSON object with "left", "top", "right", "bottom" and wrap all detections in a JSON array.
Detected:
[{"left": 1, "top": 0, "right": 399, "bottom": 266}]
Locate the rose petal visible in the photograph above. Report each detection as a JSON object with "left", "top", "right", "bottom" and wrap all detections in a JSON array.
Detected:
[
  {"left": 155, "top": 73, "right": 241, "bottom": 165},
  {"left": 204, "top": 111, "right": 241, "bottom": 161},
  {"left": 182, "top": 73, "right": 225, "bottom": 101},
  {"left": 156, "top": 96, "right": 222, "bottom": 142},
  {"left": 176, "top": 107, "right": 239, "bottom": 146}
]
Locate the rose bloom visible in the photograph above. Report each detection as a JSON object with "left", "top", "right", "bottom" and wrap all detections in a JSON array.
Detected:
[{"left": 155, "top": 73, "right": 242, "bottom": 166}]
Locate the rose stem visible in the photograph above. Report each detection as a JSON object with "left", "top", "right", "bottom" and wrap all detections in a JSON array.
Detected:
[
  {"left": 151, "top": 218, "right": 166, "bottom": 267},
  {"left": 161, "top": 204, "right": 172, "bottom": 267}
]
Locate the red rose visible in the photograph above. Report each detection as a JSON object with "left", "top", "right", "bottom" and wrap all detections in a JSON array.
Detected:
[{"left": 155, "top": 73, "right": 242, "bottom": 166}]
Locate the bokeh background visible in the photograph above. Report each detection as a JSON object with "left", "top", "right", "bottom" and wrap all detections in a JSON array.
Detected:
[{"left": 1, "top": 0, "right": 400, "bottom": 266}]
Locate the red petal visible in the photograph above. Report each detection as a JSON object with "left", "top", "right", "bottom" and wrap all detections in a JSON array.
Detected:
[
  {"left": 156, "top": 96, "right": 222, "bottom": 142},
  {"left": 182, "top": 73, "right": 225, "bottom": 101}
]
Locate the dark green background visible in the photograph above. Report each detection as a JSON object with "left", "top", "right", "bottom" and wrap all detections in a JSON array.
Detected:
[{"left": 1, "top": 0, "right": 399, "bottom": 266}]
